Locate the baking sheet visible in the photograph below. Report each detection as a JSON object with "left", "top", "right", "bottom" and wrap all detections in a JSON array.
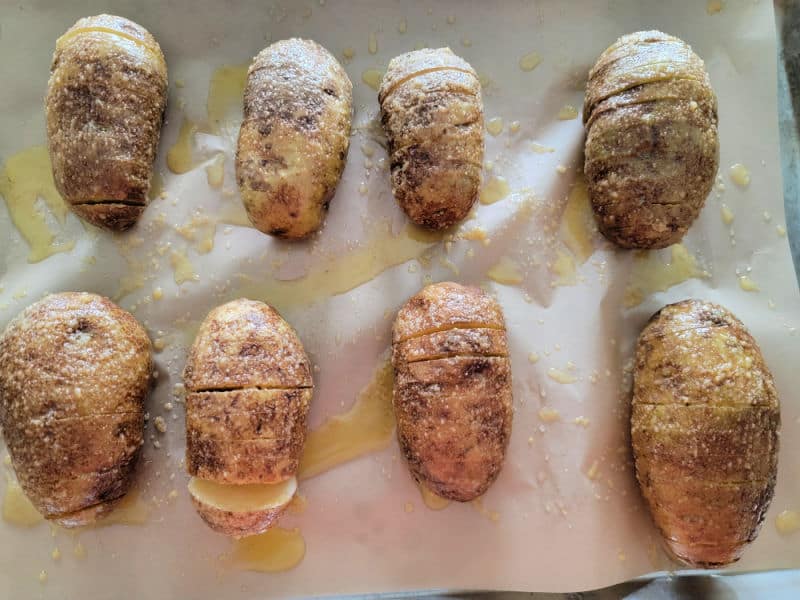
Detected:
[{"left": 1, "top": 0, "right": 799, "bottom": 596}]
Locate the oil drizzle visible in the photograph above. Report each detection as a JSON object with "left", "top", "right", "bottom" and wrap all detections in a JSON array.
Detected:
[
  {"left": 361, "top": 69, "right": 384, "bottom": 91},
  {"left": 624, "top": 244, "right": 707, "bottom": 307},
  {"left": 166, "top": 119, "right": 198, "bottom": 174},
  {"left": 487, "top": 256, "right": 524, "bottom": 285},
  {"left": 234, "top": 225, "right": 437, "bottom": 312},
  {"left": 2, "top": 481, "right": 43, "bottom": 527},
  {"left": 166, "top": 64, "right": 248, "bottom": 174},
  {"left": 479, "top": 176, "right": 510, "bottom": 205},
  {"left": 230, "top": 528, "right": 306, "bottom": 572},
  {"left": 207, "top": 64, "right": 249, "bottom": 136},
  {"left": 775, "top": 510, "right": 800, "bottom": 535},
  {"left": 559, "top": 177, "right": 595, "bottom": 263},
  {"left": 0, "top": 146, "right": 75, "bottom": 263},
  {"left": 729, "top": 163, "right": 750, "bottom": 188},
  {"left": 419, "top": 485, "right": 450, "bottom": 511},
  {"left": 95, "top": 490, "right": 150, "bottom": 527},
  {"left": 298, "top": 360, "right": 394, "bottom": 480},
  {"left": 519, "top": 51, "right": 543, "bottom": 72}
]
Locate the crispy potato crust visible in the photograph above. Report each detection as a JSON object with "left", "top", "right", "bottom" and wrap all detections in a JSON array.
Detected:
[
  {"left": 186, "top": 388, "right": 311, "bottom": 484},
  {"left": 583, "top": 31, "right": 718, "bottom": 249},
  {"left": 188, "top": 477, "right": 296, "bottom": 538},
  {"left": 235, "top": 38, "right": 352, "bottom": 239},
  {"left": 183, "top": 299, "right": 312, "bottom": 391},
  {"left": 0, "top": 292, "right": 150, "bottom": 524},
  {"left": 183, "top": 299, "right": 312, "bottom": 535},
  {"left": 632, "top": 299, "right": 779, "bottom": 567},
  {"left": 392, "top": 283, "right": 512, "bottom": 501},
  {"left": 379, "top": 48, "right": 484, "bottom": 229},
  {"left": 189, "top": 493, "right": 289, "bottom": 538},
  {"left": 392, "top": 281, "right": 505, "bottom": 343},
  {"left": 45, "top": 14, "right": 168, "bottom": 230}
]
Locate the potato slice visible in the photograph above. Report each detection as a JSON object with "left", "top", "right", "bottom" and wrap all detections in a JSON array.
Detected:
[{"left": 188, "top": 476, "right": 296, "bottom": 538}]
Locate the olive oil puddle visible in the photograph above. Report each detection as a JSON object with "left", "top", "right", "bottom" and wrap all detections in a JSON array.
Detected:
[
  {"left": 231, "top": 225, "right": 439, "bottom": 313},
  {"left": 2, "top": 480, "right": 43, "bottom": 527},
  {"left": 0, "top": 146, "right": 75, "bottom": 263},
  {"left": 166, "top": 64, "right": 248, "bottom": 175},
  {"left": 298, "top": 360, "right": 394, "bottom": 480},
  {"left": 551, "top": 176, "right": 597, "bottom": 286},
  {"left": 418, "top": 485, "right": 450, "bottom": 511},
  {"left": 624, "top": 244, "right": 708, "bottom": 307},
  {"left": 225, "top": 527, "right": 306, "bottom": 573}
]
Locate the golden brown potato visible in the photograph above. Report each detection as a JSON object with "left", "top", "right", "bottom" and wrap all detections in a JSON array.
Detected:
[
  {"left": 583, "top": 31, "right": 718, "bottom": 249},
  {"left": 632, "top": 299, "right": 780, "bottom": 567},
  {"left": 235, "top": 38, "right": 352, "bottom": 239},
  {"left": 391, "top": 282, "right": 512, "bottom": 502},
  {"left": 0, "top": 292, "right": 151, "bottom": 526},
  {"left": 183, "top": 299, "right": 312, "bottom": 536},
  {"left": 379, "top": 48, "right": 484, "bottom": 229},
  {"left": 188, "top": 477, "right": 297, "bottom": 540},
  {"left": 45, "top": 14, "right": 168, "bottom": 231}
]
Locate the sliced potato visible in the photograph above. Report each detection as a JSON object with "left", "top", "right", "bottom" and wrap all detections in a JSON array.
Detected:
[
  {"left": 183, "top": 299, "right": 312, "bottom": 536},
  {"left": 235, "top": 38, "right": 352, "bottom": 239},
  {"left": 583, "top": 31, "right": 718, "bottom": 248},
  {"left": 0, "top": 292, "right": 150, "bottom": 526},
  {"left": 188, "top": 476, "right": 296, "bottom": 538},
  {"left": 45, "top": 14, "right": 168, "bottom": 230},
  {"left": 392, "top": 283, "right": 512, "bottom": 502},
  {"left": 379, "top": 48, "right": 484, "bottom": 229},
  {"left": 632, "top": 299, "right": 780, "bottom": 567}
]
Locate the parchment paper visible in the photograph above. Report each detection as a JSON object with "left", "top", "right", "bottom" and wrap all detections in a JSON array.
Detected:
[{"left": 0, "top": 0, "right": 798, "bottom": 597}]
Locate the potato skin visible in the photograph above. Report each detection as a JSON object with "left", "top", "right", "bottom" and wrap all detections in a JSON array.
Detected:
[
  {"left": 45, "top": 14, "right": 168, "bottom": 230},
  {"left": 379, "top": 48, "right": 484, "bottom": 230},
  {"left": 235, "top": 38, "right": 352, "bottom": 239},
  {"left": 183, "top": 299, "right": 312, "bottom": 485},
  {"left": 188, "top": 477, "right": 296, "bottom": 539},
  {"left": 189, "top": 491, "right": 289, "bottom": 539},
  {"left": 632, "top": 300, "right": 779, "bottom": 567},
  {"left": 186, "top": 388, "right": 311, "bottom": 484},
  {"left": 583, "top": 31, "right": 718, "bottom": 249},
  {"left": 392, "top": 283, "right": 512, "bottom": 501},
  {"left": 0, "top": 292, "right": 151, "bottom": 526}
]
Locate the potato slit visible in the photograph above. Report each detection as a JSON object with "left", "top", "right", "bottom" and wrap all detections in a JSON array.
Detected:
[
  {"left": 404, "top": 352, "right": 508, "bottom": 364},
  {"left": 647, "top": 476, "right": 772, "bottom": 486},
  {"left": 49, "top": 497, "right": 119, "bottom": 521},
  {"left": 55, "top": 26, "right": 162, "bottom": 63},
  {"left": 28, "top": 411, "right": 141, "bottom": 423},
  {"left": 633, "top": 401, "right": 776, "bottom": 408},
  {"left": 586, "top": 72, "right": 703, "bottom": 117},
  {"left": 381, "top": 66, "right": 479, "bottom": 99},
  {"left": 189, "top": 385, "right": 312, "bottom": 393},
  {"left": 396, "top": 322, "right": 505, "bottom": 343},
  {"left": 70, "top": 199, "right": 148, "bottom": 207},
  {"left": 389, "top": 117, "right": 483, "bottom": 156}
]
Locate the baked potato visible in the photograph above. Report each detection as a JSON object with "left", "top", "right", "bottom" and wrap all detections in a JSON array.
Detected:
[
  {"left": 379, "top": 48, "right": 484, "bottom": 229},
  {"left": 0, "top": 292, "right": 150, "bottom": 526},
  {"left": 46, "top": 14, "right": 168, "bottom": 230},
  {"left": 583, "top": 31, "right": 718, "bottom": 249},
  {"left": 392, "top": 282, "right": 512, "bottom": 501},
  {"left": 235, "top": 38, "right": 352, "bottom": 239},
  {"left": 632, "top": 299, "right": 780, "bottom": 567},
  {"left": 183, "top": 299, "right": 312, "bottom": 537}
]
